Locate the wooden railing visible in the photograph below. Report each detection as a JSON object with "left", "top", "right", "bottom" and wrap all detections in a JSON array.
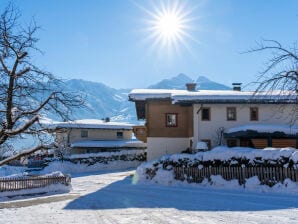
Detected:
[
  {"left": 0, "top": 174, "right": 71, "bottom": 192},
  {"left": 174, "top": 166, "right": 298, "bottom": 186}
]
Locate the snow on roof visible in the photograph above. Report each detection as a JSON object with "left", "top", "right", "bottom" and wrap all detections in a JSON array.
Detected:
[
  {"left": 129, "top": 89, "right": 296, "bottom": 104},
  {"left": 71, "top": 139, "right": 147, "bottom": 148},
  {"left": 226, "top": 124, "right": 298, "bottom": 135},
  {"left": 129, "top": 89, "right": 181, "bottom": 100},
  {"left": 45, "top": 119, "right": 133, "bottom": 130}
]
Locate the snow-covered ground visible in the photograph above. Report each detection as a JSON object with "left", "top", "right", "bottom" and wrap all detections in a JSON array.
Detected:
[{"left": 1, "top": 170, "right": 298, "bottom": 224}]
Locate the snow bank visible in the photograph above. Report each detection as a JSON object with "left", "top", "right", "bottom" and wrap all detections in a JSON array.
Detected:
[
  {"left": 157, "top": 146, "right": 298, "bottom": 167},
  {"left": 0, "top": 171, "right": 71, "bottom": 200},
  {"left": 50, "top": 149, "right": 147, "bottom": 174},
  {"left": 135, "top": 146, "right": 298, "bottom": 194},
  {"left": 0, "top": 183, "right": 71, "bottom": 200},
  {"left": 135, "top": 165, "right": 298, "bottom": 194},
  {"left": 0, "top": 165, "right": 27, "bottom": 177},
  {"left": 41, "top": 160, "right": 142, "bottom": 175}
]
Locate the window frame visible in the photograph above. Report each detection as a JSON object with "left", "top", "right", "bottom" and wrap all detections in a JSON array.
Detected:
[
  {"left": 201, "top": 107, "right": 211, "bottom": 121},
  {"left": 250, "top": 107, "right": 259, "bottom": 121},
  {"left": 165, "top": 113, "right": 178, "bottom": 127},
  {"left": 116, "top": 131, "right": 123, "bottom": 139},
  {"left": 227, "top": 107, "right": 237, "bottom": 121},
  {"left": 81, "top": 130, "right": 88, "bottom": 138}
]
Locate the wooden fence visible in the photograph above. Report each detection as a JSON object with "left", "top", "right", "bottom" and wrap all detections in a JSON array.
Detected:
[
  {"left": 0, "top": 174, "right": 71, "bottom": 192},
  {"left": 174, "top": 166, "right": 298, "bottom": 186}
]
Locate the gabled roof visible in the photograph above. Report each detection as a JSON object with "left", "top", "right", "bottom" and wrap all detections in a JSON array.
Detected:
[{"left": 129, "top": 89, "right": 297, "bottom": 104}]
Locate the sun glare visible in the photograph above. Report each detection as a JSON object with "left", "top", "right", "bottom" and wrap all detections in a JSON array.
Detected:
[
  {"left": 157, "top": 13, "right": 182, "bottom": 39},
  {"left": 137, "top": 0, "right": 196, "bottom": 56}
]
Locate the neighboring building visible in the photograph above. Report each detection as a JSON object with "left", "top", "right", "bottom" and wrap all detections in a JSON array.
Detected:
[
  {"left": 129, "top": 84, "right": 298, "bottom": 161},
  {"left": 48, "top": 119, "right": 146, "bottom": 155}
]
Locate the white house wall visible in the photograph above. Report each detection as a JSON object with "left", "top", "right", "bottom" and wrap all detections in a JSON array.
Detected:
[
  {"left": 147, "top": 137, "right": 191, "bottom": 161},
  {"left": 193, "top": 104, "right": 297, "bottom": 148}
]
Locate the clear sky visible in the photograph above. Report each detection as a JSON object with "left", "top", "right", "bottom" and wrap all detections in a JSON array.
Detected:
[{"left": 1, "top": 0, "right": 298, "bottom": 89}]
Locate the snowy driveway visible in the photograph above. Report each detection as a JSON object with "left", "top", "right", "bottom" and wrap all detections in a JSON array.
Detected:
[{"left": 1, "top": 170, "right": 298, "bottom": 224}]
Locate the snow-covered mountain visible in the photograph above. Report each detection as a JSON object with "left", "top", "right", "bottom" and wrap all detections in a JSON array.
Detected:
[
  {"left": 148, "top": 73, "right": 193, "bottom": 89},
  {"left": 196, "top": 76, "right": 231, "bottom": 90},
  {"left": 47, "top": 75, "right": 230, "bottom": 122},
  {"left": 149, "top": 73, "right": 230, "bottom": 90},
  {"left": 45, "top": 79, "right": 136, "bottom": 122}
]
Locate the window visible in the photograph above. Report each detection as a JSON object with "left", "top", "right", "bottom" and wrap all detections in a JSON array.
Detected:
[
  {"left": 117, "top": 131, "right": 123, "bottom": 139},
  {"left": 227, "top": 139, "right": 237, "bottom": 147},
  {"left": 81, "top": 130, "right": 88, "bottom": 138},
  {"left": 250, "top": 107, "right": 259, "bottom": 121},
  {"left": 166, "top": 113, "right": 178, "bottom": 127},
  {"left": 201, "top": 108, "right": 210, "bottom": 121},
  {"left": 227, "top": 107, "right": 237, "bottom": 121}
]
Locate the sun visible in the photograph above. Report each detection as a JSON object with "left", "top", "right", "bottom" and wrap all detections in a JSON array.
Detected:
[
  {"left": 138, "top": 0, "right": 196, "bottom": 55},
  {"left": 156, "top": 13, "right": 182, "bottom": 40}
]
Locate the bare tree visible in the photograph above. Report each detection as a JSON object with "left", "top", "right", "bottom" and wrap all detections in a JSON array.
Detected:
[
  {"left": 0, "top": 4, "right": 84, "bottom": 165},
  {"left": 248, "top": 39, "right": 298, "bottom": 123}
]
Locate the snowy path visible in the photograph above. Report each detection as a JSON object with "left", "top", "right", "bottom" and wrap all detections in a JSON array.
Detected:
[{"left": 1, "top": 170, "right": 298, "bottom": 224}]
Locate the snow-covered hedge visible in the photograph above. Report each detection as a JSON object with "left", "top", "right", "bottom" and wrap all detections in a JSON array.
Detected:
[
  {"left": 135, "top": 147, "right": 298, "bottom": 193},
  {"left": 144, "top": 147, "right": 298, "bottom": 171},
  {"left": 39, "top": 149, "right": 147, "bottom": 174},
  {"left": 63, "top": 149, "right": 146, "bottom": 165}
]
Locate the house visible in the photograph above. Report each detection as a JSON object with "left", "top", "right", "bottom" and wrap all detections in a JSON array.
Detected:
[
  {"left": 48, "top": 119, "right": 146, "bottom": 155},
  {"left": 129, "top": 83, "right": 298, "bottom": 161}
]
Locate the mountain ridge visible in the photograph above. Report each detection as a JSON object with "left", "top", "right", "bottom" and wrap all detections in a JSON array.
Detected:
[{"left": 49, "top": 74, "right": 231, "bottom": 122}]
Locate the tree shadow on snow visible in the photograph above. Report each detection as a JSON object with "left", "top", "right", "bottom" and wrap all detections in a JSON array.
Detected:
[{"left": 64, "top": 176, "right": 298, "bottom": 212}]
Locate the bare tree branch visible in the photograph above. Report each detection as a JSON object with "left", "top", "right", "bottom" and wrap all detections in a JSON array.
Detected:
[
  {"left": 248, "top": 39, "right": 298, "bottom": 123},
  {"left": 0, "top": 143, "right": 55, "bottom": 166},
  {"left": 0, "top": 4, "right": 85, "bottom": 166}
]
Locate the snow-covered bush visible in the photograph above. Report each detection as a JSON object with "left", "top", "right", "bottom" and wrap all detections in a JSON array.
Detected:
[
  {"left": 135, "top": 146, "right": 298, "bottom": 189},
  {"left": 38, "top": 150, "right": 147, "bottom": 174}
]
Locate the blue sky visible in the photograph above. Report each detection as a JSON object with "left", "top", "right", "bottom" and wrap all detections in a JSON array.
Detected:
[{"left": 1, "top": 0, "right": 298, "bottom": 89}]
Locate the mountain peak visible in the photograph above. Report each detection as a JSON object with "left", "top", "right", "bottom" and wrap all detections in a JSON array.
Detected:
[
  {"left": 148, "top": 73, "right": 192, "bottom": 89},
  {"left": 196, "top": 76, "right": 210, "bottom": 83},
  {"left": 149, "top": 73, "right": 230, "bottom": 90},
  {"left": 176, "top": 73, "right": 193, "bottom": 82}
]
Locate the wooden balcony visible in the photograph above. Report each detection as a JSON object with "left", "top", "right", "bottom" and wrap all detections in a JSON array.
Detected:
[{"left": 133, "top": 125, "right": 147, "bottom": 143}]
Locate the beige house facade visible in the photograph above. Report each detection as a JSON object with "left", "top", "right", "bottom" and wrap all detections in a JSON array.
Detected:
[
  {"left": 129, "top": 86, "right": 298, "bottom": 161},
  {"left": 51, "top": 119, "right": 146, "bottom": 154}
]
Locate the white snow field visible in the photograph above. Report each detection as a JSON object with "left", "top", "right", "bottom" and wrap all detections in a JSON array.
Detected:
[{"left": 1, "top": 170, "right": 298, "bottom": 224}]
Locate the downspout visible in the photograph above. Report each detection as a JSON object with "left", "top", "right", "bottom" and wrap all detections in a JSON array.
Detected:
[{"left": 194, "top": 104, "right": 204, "bottom": 151}]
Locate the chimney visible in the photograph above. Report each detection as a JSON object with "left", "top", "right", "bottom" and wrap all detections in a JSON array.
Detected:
[
  {"left": 232, "top": 83, "right": 242, "bottom": 91},
  {"left": 186, "top": 83, "right": 197, "bottom": 91}
]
